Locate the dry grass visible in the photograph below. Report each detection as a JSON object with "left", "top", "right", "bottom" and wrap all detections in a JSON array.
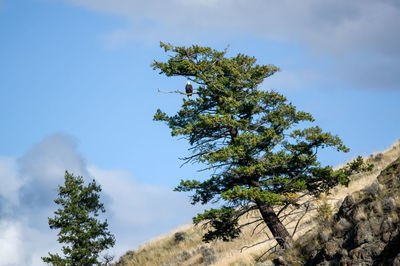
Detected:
[
  {"left": 115, "top": 213, "right": 279, "bottom": 265},
  {"left": 330, "top": 139, "right": 400, "bottom": 205},
  {"left": 115, "top": 139, "right": 400, "bottom": 266}
]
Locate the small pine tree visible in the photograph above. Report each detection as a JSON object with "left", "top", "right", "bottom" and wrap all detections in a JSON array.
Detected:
[{"left": 42, "top": 171, "right": 115, "bottom": 265}]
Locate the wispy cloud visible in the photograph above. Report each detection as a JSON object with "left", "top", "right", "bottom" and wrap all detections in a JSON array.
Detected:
[
  {"left": 61, "top": 0, "right": 400, "bottom": 54},
  {"left": 0, "top": 134, "right": 204, "bottom": 265},
  {"left": 58, "top": 0, "right": 400, "bottom": 90}
]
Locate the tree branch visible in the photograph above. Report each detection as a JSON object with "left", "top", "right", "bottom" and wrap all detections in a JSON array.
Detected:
[
  {"left": 255, "top": 244, "right": 279, "bottom": 262},
  {"left": 240, "top": 236, "right": 283, "bottom": 253},
  {"left": 250, "top": 220, "right": 266, "bottom": 237},
  {"left": 204, "top": 44, "right": 230, "bottom": 72},
  {"left": 291, "top": 203, "right": 310, "bottom": 237},
  {"left": 158, "top": 89, "right": 197, "bottom": 96}
]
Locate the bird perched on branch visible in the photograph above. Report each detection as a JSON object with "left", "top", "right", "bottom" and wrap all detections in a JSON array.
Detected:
[{"left": 185, "top": 81, "right": 193, "bottom": 99}]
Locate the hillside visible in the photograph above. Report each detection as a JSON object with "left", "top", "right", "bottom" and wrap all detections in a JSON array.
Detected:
[
  {"left": 276, "top": 148, "right": 400, "bottom": 265},
  {"left": 114, "top": 140, "right": 400, "bottom": 266}
]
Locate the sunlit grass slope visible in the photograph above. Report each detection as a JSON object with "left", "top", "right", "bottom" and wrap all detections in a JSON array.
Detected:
[{"left": 114, "top": 140, "right": 400, "bottom": 266}]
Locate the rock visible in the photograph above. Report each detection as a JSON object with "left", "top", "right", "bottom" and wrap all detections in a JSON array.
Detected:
[
  {"left": 354, "top": 221, "right": 373, "bottom": 245},
  {"left": 380, "top": 217, "right": 394, "bottom": 242},
  {"left": 351, "top": 206, "right": 368, "bottom": 223},
  {"left": 381, "top": 217, "right": 394, "bottom": 232},
  {"left": 256, "top": 260, "right": 274, "bottom": 266},
  {"left": 318, "top": 230, "right": 330, "bottom": 243},
  {"left": 357, "top": 244, "right": 375, "bottom": 260},
  {"left": 339, "top": 248, "right": 348, "bottom": 257},
  {"left": 334, "top": 218, "right": 353, "bottom": 235},
  {"left": 378, "top": 158, "right": 400, "bottom": 183},
  {"left": 367, "top": 216, "right": 382, "bottom": 236},
  {"left": 365, "top": 242, "right": 385, "bottom": 257},
  {"left": 382, "top": 232, "right": 391, "bottom": 242},
  {"left": 337, "top": 195, "right": 355, "bottom": 217},
  {"left": 339, "top": 258, "right": 350, "bottom": 265},
  {"left": 381, "top": 197, "right": 395, "bottom": 213},
  {"left": 393, "top": 253, "right": 400, "bottom": 266},
  {"left": 364, "top": 181, "right": 381, "bottom": 198},
  {"left": 315, "top": 261, "right": 331, "bottom": 266},
  {"left": 349, "top": 247, "right": 360, "bottom": 260},
  {"left": 273, "top": 256, "right": 286, "bottom": 265},
  {"left": 370, "top": 201, "right": 383, "bottom": 216},
  {"left": 284, "top": 156, "right": 400, "bottom": 266}
]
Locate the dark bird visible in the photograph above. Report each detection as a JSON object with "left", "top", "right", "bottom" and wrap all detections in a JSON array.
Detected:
[{"left": 185, "top": 81, "right": 193, "bottom": 99}]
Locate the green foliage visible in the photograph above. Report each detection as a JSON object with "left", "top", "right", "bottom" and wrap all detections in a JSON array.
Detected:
[
  {"left": 153, "top": 42, "right": 369, "bottom": 243},
  {"left": 42, "top": 171, "right": 115, "bottom": 265},
  {"left": 221, "top": 186, "right": 282, "bottom": 204},
  {"left": 316, "top": 200, "right": 337, "bottom": 225},
  {"left": 343, "top": 155, "right": 374, "bottom": 175},
  {"left": 193, "top": 207, "right": 240, "bottom": 242}
]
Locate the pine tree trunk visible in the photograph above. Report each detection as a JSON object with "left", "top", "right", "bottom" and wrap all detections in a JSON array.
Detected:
[{"left": 256, "top": 200, "right": 293, "bottom": 249}]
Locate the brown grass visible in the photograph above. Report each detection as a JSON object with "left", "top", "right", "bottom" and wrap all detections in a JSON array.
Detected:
[{"left": 115, "top": 139, "right": 400, "bottom": 266}]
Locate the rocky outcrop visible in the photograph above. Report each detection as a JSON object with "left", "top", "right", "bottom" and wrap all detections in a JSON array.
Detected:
[
  {"left": 284, "top": 157, "right": 400, "bottom": 266},
  {"left": 269, "top": 157, "right": 400, "bottom": 265}
]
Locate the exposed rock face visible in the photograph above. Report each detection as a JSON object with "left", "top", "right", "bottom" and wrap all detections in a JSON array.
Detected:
[
  {"left": 305, "top": 157, "right": 400, "bottom": 266},
  {"left": 280, "top": 157, "right": 400, "bottom": 266}
]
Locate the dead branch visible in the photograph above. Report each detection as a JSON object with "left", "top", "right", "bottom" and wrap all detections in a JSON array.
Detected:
[
  {"left": 238, "top": 218, "right": 263, "bottom": 230},
  {"left": 255, "top": 244, "right": 279, "bottom": 262},
  {"left": 234, "top": 205, "right": 258, "bottom": 219},
  {"left": 291, "top": 203, "right": 310, "bottom": 237},
  {"left": 240, "top": 236, "right": 283, "bottom": 252},
  {"left": 277, "top": 203, "right": 290, "bottom": 217},
  {"left": 251, "top": 221, "right": 266, "bottom": 237},
  {"left": 158, "top": 88, "right": 197, "bottom": 96}
]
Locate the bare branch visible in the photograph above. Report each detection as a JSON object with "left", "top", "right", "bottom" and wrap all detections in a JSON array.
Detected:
[
  {"left": 158, "top": 88, "right": 197, "bottom": 96},
  {"left": 291, "top": 203, "right": 310, "bottom": 237},
  {"left": 204, "top": 44, "right": 230, "bottom": 72},
  {"left": 255, "top": 244, "right": 279, "bottom": 262},
  {"left": 240, "top": 238, "right": 276, "bottom": 252},
  {"left": 241, "top": 235, "right": 284, "bottom": 253},
  {"left": 251, "top": 221, "right": 266, "bottom": 237},
  {"left": 185, "top": 50, "right": 197, "bottom": 65},
  {"left": 196, "top": 163, "right": 230, "bottom": 172},
  {"left": 179, "top": 148, "right": 225, "bottom": 167},
  {"left": 277, "top": 203, "right": 290, "bottom": 217},
  {"left": 234, "top": 204, "right": 258, "bottom": 219},
  {"left": 238, "top": 218, "right": 263, "bottom": 230}
]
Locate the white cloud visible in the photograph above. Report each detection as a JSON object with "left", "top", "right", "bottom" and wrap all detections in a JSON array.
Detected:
[
  {"left": 336, "top": 52, "right": 400, "bottom": 90},
  {"left": 90, "top": 167, "right": 177, "bottom": 227},
  {"left": 60, "top": 0, "right": 400, "bottom": 54},
  {"left": 18, "top": 134, "right": 88, "bottom": 186},
  {"left": 89, "top": 166, "right": 204, "bottom": 257},
  {"left": 0, "top": 218, "right": 58, "bottom": 266},
  {"left": 58, "top": 0, "right": 400, "bottom": 90},
  {"left": 0, "top": 220, "right": 23, "bottom": 265},
  {"left": 0, "top": 157, "right": 21, "bottom": 212},
  {"left": 0, "top": 134, "right": 205, "bottom": 265},
  {"left": 265, "top": 68, "right": 323, "bottom": 92}
]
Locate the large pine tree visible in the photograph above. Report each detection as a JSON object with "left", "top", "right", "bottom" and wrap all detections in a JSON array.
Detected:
[{"left": 153, "top": 42, "right": 370, "bottom": 248}]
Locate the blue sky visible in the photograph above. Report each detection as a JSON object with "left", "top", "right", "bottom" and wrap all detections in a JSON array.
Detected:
[{"left": 0, "top": 0, "right": 399, "bottom": 264}]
